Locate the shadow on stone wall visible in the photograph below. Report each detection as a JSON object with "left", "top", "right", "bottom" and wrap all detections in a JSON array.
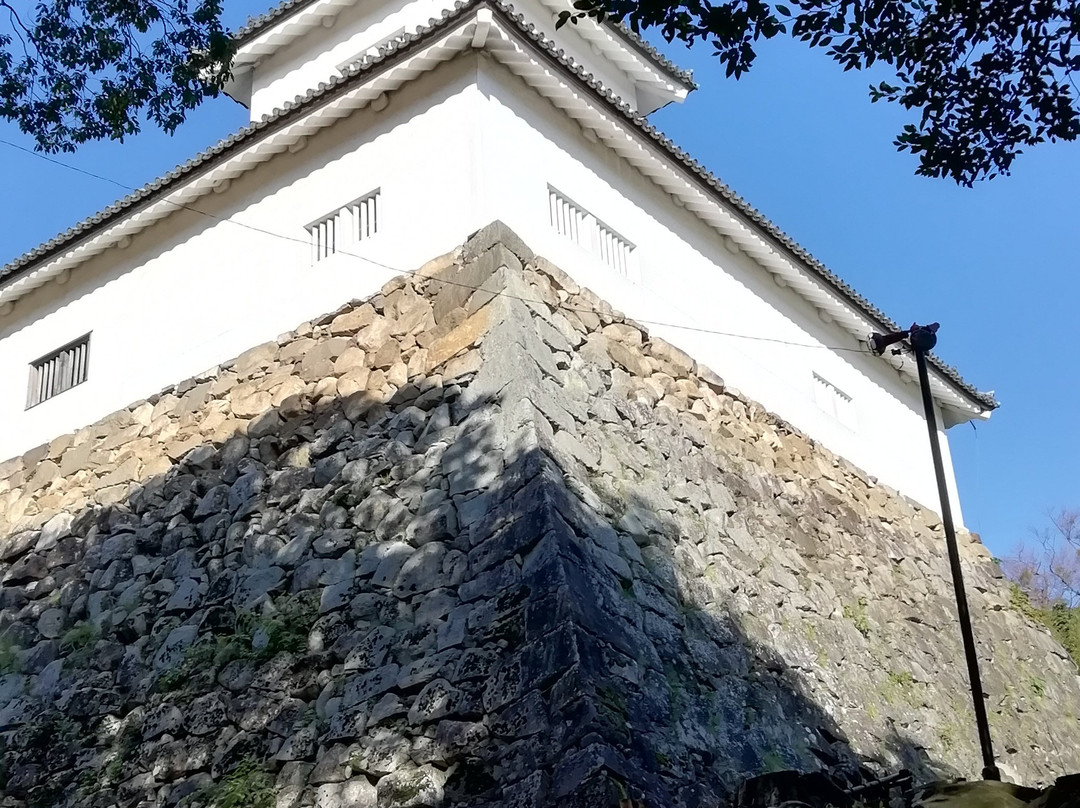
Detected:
[
  {"left": 2, "top": 224, "right": 1047, "bottom": 808},
  {"left": 0, "top": 374, "right": 941, "bottom": 808}
]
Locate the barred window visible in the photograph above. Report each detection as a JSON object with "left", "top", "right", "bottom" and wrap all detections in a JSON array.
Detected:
[
  {"left": 307, "top": 189, "right": 380, "bottom": 263},
  {"left": 548, "top": 186, "right": 634, "bottom": 276},
  {"left": 346, "top": 191, "right": 380, "bottom": 243},
  {"left": 813, "top": 373, "right": 857, "bottom": 430},
  {"left": 27, "top": 334, "right": 90, "bottom": 408}
]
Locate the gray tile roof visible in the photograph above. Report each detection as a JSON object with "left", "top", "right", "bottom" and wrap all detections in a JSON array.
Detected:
[
  {"left": 0, "top": 0, "right": 995, "bottom": 411},
  {"left": 607, "top": 21, "right": 695, "bottom": 88},
  {"left": 233, "top": 0, "right": 311, "bottom": 42},
  {"left": 233, "top": 0, "right": 695, "bottom": 88}
]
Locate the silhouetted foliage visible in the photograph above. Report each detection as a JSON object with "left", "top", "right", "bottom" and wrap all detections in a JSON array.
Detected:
[
  {"left": 1006, "top": 509, "right": 1080, "bottom": 668},
  {"left": 0, "top": 0, "right": 233, "bottom": 152},
  {"left": 560, "top": 0, "right": 1080, "bottom": 184}
]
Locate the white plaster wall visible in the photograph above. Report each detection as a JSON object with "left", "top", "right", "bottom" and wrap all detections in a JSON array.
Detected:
[
  {"left": 0, "top": 47, "right": 969, "bottom": 522},
  {"left": 247, "top": 0, "right": 641, "bottom": 123},
  {"left": 0, "top": 57, "right": 489, "bottom": 463},
  {"left": 471, "top": 55, "right": 967, "bottom": 520}
]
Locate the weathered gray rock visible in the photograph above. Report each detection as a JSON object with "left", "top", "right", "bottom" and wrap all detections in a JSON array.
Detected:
[
  {"left": 393, "top": 542, "right": 449, "bottom": 597},
  {"left": 145, "top": 703, "right": 185, "bottom": 740},
  {"left": 375, "top": 766, "right": 444, "bottom": 808},
  {"left": 235, "top": 566, "right": 285, "bottom": 607},
  {"left": 187, "top": 692, "right": 229, "bottom": 735},
  {"left": 154, "top": 624, "right": 198, "bottom": 670},
  {"left": 36, "top": 608, "right": 64, "bottom": 639},
  {"left": 316, "top": 778, "right": 378, "bottom": 808},
  {"left": 407, "top": 678, "right": 461, "bottom": 725},
  {"left": 343, "top": 664, "right": 401, "bottom": 708},
  {"left": 404, "top": 504, "right": 456, "bottom": 547},
  {"left": 369, "top": 542, "right": 414, "bottom": 587},
  {"left": 344, "top": 626, "right": 395, "bottom": 672}
]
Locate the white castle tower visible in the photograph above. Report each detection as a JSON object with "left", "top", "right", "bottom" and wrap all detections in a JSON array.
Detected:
[{"left": 0, "top": 0, "right": 994, "bottom": 514}]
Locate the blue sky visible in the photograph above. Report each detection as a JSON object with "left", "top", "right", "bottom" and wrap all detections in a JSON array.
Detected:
[{"left": 1, "top": 5, "right": 1077, "bottom": 558}]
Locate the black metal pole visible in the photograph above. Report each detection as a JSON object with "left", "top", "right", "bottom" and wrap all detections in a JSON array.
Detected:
[{"left": 910, "top": 329, "right": 1000, "bottom": 781}]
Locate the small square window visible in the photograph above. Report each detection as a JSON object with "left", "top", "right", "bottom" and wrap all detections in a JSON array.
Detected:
[{"left": 27, "top": 334, "right": 90, "bottom": 408}]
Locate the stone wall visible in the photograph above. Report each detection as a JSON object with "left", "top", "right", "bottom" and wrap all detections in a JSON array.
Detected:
[{"left": 1, "top": 223, "right": 1078, "bottom": 808}]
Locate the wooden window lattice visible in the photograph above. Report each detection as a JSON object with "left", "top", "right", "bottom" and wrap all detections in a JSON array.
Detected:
[
  {"left": 307, "top": 189, "right": 380, "bottom": 263},
  {"left": 27, "top": 334, "right": 90, "bottom": 408},
  {"left": 548, "top": 186, "right": 634, "bottom": 277}
]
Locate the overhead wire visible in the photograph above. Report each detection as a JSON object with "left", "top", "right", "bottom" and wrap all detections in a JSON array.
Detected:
[{"left": 0, "top": 136, "right": 871, "bottom": 355}]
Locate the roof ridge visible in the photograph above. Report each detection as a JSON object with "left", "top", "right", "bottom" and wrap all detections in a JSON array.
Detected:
[{"left": 232, "top": 0, "right": 694, "bottom": 88}]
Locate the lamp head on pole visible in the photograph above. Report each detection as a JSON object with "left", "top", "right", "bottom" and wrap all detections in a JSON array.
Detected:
[
  {"left": 869, "top": 322, "right": 940, "bottom": 356},
  {"left": 909, "top": 322, "right": 940, "bottom": 353}
]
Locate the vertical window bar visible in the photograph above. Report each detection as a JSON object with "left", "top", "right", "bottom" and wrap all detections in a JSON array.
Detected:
[
  {"left": 58, "top": 351, "right": 70, "bottom": 394},
  {"left": 306, "top": 188, "right": 380, "bottom": 262},
  {"left": 26, "top": 365, "right": 36, "bottom": 409},
  {"left": 28, "top": 334, "right": 90, "bottom": 408},
  {"left": 339, "top": 206, "right": 351, "bottom": 249},
  {"left": 548, "top": 187, "right": 635, "bottom": 274}
]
